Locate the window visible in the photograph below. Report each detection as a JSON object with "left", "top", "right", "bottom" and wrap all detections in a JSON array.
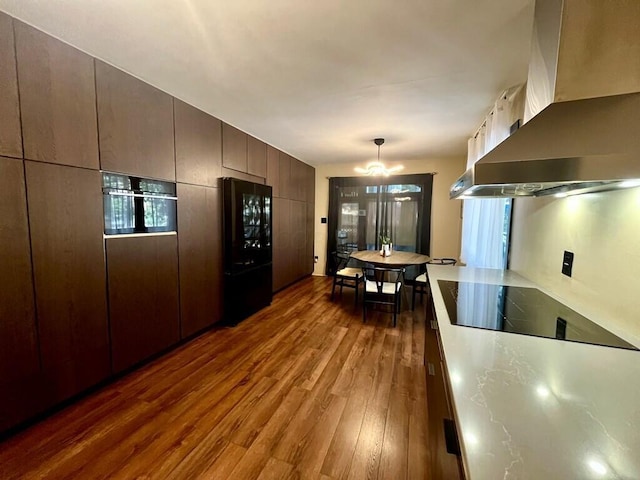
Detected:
[{"left": 327, "top": 174, "right": 433, "bottom": 276}]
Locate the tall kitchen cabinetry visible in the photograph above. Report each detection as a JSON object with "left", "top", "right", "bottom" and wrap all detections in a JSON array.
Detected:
[
  {"left": 96, "top": 60, "right": 175, "bottom": 181},
  {"left": 14, "top": 21, "right": 99, "bottom": 169},
  {"left": 268, "top": 149, "right": 315, "bottom": 291},
  {"left": 15, "top": 18, "right": 109, "bottom": 407},
  {"left": 220, "top": 128, "right": 316, "bottom": 293},
  {"left": 1, "top": 16, "right": 110, "bottom": 432},
  {"left": 0, "top": 157, "right": 41, "bottom": 432},
  {"left": 177, "top": 183, "right": 223, "bottom": 337},
  {"left": 0, "top": 13, "right": 22, "bottom": 158},
  {"left": 95, "top": 57, "right": 181, "bottom": 373},
  {"left": 15, "top": 26, "right": 110, "bottom": 405},
  {"left": 174, "top": 99, "right": 224, "bottom": 337},
  {"left": 26, "top": 162, "right": 111, "bottom": 403},
  {"left": 0, "top": 12, "right": 314, "bottom": 435}
]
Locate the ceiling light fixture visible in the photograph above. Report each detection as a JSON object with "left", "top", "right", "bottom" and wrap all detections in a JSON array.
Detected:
[{"left": 354, "top": 138, "right": 404, "bottom": 176}]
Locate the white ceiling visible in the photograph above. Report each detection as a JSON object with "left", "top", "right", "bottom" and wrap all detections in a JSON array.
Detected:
[{"left": 0, "top": 0, "right": 534, "bottom": 166}]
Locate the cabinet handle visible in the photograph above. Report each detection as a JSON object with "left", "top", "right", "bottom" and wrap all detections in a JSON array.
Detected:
[
  {"left": 427, "top": 363, "right": 436, "bottom": 376},
  {"left": 430, "top": 320, "right": 438, "bottom": 330},
  {"left": 443, "top": 418, "right": 461, "bottom": 455}
]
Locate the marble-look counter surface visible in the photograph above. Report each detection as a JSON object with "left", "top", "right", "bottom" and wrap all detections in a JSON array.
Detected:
[{"left": 427, "top": 265, "right": 640, "bottom": 480}]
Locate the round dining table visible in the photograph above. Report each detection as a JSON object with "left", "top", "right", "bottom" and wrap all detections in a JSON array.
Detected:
[{"left": 349, "top": 250, "right": 431, "bottom": 267}]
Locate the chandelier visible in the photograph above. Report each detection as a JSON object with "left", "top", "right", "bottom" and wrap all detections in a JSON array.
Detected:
[{"left": 354, "top": 138, "right": 404, "bottom": 176}]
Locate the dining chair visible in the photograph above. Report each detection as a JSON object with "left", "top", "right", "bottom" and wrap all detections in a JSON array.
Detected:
[
  {"left": 412, "top": 258, "right": 457, "bottom": 310},
  {"left": 330, "top": 251, "right": 363, "bottom": 306},
  {"left": 362, "top": 266, "right": 405, "bottom": 327}
]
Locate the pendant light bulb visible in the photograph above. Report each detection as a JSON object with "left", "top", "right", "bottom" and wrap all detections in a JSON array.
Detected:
[{"left": 354, "top": 138, "right": 403, "bottom": 176}]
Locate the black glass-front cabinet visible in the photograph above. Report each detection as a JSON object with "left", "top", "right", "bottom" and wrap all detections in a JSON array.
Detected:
[{"left": 222, "top": 178, "right": 273, "bottom": 323}]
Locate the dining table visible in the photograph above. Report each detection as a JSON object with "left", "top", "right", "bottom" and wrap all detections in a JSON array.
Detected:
[
  {"left": 349, "top": 250, "right": 431, "bottom": 312},
  {"left": 349, "top": 249, "right": 431, "bottom": 267}
]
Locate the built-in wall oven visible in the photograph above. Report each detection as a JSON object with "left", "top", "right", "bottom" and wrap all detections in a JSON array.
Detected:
[{"left": 102, "top": 172, "right": 177, "bottom": 235}]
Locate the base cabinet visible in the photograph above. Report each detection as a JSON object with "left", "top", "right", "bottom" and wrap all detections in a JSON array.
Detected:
[
  {"left": 224, "top": 264, "right": 273, "bottom": 323},
  {"left": 425, "top": 297, "right": 465, "bottom": 480},
  {"left": 106, "top": 235, "right": 180, "bottom": 373}
]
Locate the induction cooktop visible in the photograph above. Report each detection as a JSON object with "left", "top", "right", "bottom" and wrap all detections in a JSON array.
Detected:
[{"left": 438, "top": 280, "right": 637, "bottom": 351}]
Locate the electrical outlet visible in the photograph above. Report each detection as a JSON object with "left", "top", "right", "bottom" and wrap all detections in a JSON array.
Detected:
[
  {"left": 562, "top": 251, "right": 574, "bottom": 277},
  {"left": 314, "top": 256, "right": 318, "bottom": 263}
]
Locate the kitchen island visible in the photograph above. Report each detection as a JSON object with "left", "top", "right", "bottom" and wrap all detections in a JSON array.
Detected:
[{"left": 426, "top": 265, "right": 640, "bottom": 480}]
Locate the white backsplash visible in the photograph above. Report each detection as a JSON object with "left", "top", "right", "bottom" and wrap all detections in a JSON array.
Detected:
[{"left": 509, "top": 187, "right": 640, "bottom": 343}]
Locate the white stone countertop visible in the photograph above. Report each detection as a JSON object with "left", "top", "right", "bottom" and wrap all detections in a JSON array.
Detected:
[{"left": 427, "top": 265, "right": 640, "bottom": 480}]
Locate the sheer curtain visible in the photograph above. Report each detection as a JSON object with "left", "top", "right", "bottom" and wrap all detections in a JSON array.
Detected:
[
  {"left": 458, "top": 89, "right": 520, "bottom": 324},
  {"left": 460, "top": 89, "right": 518, "bottom": 269}
]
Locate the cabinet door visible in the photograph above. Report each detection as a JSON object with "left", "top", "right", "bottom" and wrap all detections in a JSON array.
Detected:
[
  {"left": 0, "top": 13, "right": 22, "bottom": 159},
  {"left": 266, "top": 145, "right": 280, "bottom": 197},
  {"left": 175, "top": 99, "right": 222, "bottom": 187},
  {"left": 290, "top": 200, "right": 307, "bottom": 281},
  {"left": 278, "top": 152, "right": 291, "bottom": 199},
  {"left": 273, "top": 197, "right": 291, "bottom": 291},
  {"left": 15, "top": 21, "right": 99, "bottom": 169},
  {"left": 222, "top": 123, "right": 247, "bottom": 173},
  {"left": 221, "top": 166, "right": 265, "bottom": 185},
  {"left": 304, "top": 163, "right": 316, "bottom": 204},
  {"left": 96, "top": 60, "right": 175, "bottom": 180},
  {"left": 306, "top": 202, "right": 315, "bottom": 275},
  {"left": 177, "top": 184, "right": 222, "bottom": 338},
  {"left": 247, "top": 135, "right": 267, "bottom": 178},
  {"left": 26, "top": 161, "right": 110, "bottom": 403},
  {"left": 425, "top": 301, "right": 463, "bottom": 480},
  {"left": 289, "top": 158, "right": 304, "bottom": 202},
  {"left": 107, "top": 235, "right": 180, "bottom": 373},
  {"left": 0, "top": 157, "right": 43, "bottom": 432}
]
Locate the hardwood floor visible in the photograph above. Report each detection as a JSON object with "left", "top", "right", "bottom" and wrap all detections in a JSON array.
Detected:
[{"left": 0, "top": 276, "right": 430, "bottom": 480}]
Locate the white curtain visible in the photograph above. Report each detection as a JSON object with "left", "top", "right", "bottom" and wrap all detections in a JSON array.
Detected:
[
  {"left": 458, "top": 88, "right": 522, "bottom": 323},
  {"left": 460, "top": 91, "right": 514, "bottom": 269}
]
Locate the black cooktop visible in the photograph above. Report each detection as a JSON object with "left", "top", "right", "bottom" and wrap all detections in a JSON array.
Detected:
[{"left": 438, "top": 280, "right": 637, "bottom": 351}]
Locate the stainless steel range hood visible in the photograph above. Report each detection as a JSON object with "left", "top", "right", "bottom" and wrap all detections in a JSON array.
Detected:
[{"left": 451, "top": 0, "right": 640, "bottom": 199}]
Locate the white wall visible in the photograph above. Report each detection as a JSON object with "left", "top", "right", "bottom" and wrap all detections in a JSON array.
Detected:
[
  {"left": 510, "top": 187, "right": 640, "bottom": 342},
  {"left": 313, "top": 156, "right": 466, "bottom": 275}
]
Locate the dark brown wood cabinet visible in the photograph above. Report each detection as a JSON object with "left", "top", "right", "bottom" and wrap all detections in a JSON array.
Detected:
[
  {"left": 0, "top": 157, "right": 42, "bottom": 432},
  {"left": 425, "top": 298, "right": 464, "bottom": 480},
  {"left": 273, "top": 197, "right": 291, "bottom": 291},
  {"left": 222, "top": 123, "right": 248, "bottom": 173},
  {"left": 247, "top": 135, "right": 267, "bottom": 178},
  {"left": 273, "top": 197, "right": 314, "bottom": 289},
  {"left": 303, "top": 162, "right": 316, "bottom": 204},
  {"left": 278, "top": 152, "right": 291, "bottom": 199},
  {"left": 26, "top": 161, "right": 111, "bottom": 404},
  {"left": 106, "top": 235, "right": 180, "bottom": 373},
  {"left": 0, "top": 13, "right": 22, "bottom": 159},
  {"left": 270, "top": 153, "right": 315, "bottom": 288},
  {"left": 174, "top": 99, "right": 222, "bottom": 187},
  {"left": 96, "top": 60, "right": 175, "bottom": 180},
  {"left": 177, "top": 183, "right": 222, "bottom": 338},
  {"left": 221, "top": 167, "right": 265, "bottom": 184},
  {"left": 290, "top": 200, "right": 307, "bottom": 280},
  {"left": 306, "top": 202, "right": 315, "bottom": 275},
  {"left": 266, "top": 145, "right": 280, "bottom": 197},
  {"left": 15, "top": 21, "right": 99, "bottom": 169},
  {"left": 290, "top": 158, "right": 304, "bottom": 202},
  {"left": 0, "top": 9, "right": 318, "bottom": 433}
]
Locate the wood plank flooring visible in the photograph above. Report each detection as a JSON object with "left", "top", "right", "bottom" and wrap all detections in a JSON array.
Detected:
[{"left": 0, "top": 276, "right": 430, "bottom": 480}]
